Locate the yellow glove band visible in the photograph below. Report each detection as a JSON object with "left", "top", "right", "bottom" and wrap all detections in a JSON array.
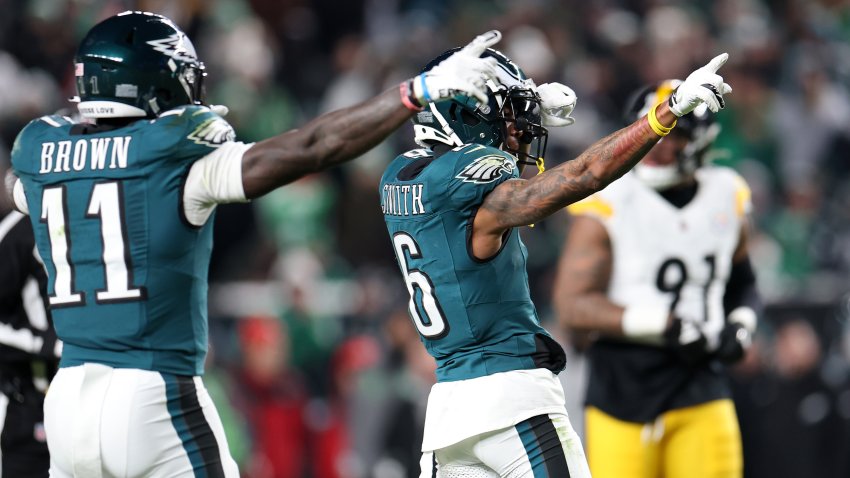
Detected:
[{"left": 647, "top": 103, "right": 677, "bottom": 137}]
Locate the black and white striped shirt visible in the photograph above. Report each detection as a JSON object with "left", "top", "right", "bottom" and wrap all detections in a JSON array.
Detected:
[{"left": 0, "top": 209, "right": 59, "bottom": 389}]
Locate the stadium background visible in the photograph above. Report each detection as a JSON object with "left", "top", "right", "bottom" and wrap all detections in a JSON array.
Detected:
[{"left": 1, "top": 0, "right": 849, "bottom": 476}]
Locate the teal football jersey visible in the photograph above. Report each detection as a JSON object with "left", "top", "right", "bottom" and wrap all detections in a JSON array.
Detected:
[
  {"left": 11, "top": 106, "right": 235, "bottom": 376},
  {"left": 379, "top": 144, "right": 565, "bottom": 382}
]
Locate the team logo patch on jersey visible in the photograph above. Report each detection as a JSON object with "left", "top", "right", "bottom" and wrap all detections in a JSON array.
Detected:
[
  {"left": 456, "top": 155, "right": 515, "bottom": 184},
  {"left": 147, "top": 33, "right": 198, "bottom": 63},
  {"left": 188, "top": 117, "right": 235, "bottom": 146}
]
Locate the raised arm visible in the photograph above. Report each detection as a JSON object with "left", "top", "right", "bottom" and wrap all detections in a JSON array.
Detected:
[
  {"left": 240, "top": 30, "right": 503, "bottom": 199},
  {"left": 241, "top": 88, "right": 411, "bottom": 198},
  {"left": 471, "top": 53, "right": 732, "bottom": 258},
  {"left": 479, "top": 103, "right": 673, "bottom": 230}
]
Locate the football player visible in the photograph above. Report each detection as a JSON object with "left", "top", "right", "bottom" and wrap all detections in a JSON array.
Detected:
[
  {"left": 5, "top": 11, "right": 505, "bottom": 478},
  {"left": 379, "top": 48, "right": 732, "bottom": 477},
  {"left": 553, "top": 80, "right": 761, "bottom": 478}
]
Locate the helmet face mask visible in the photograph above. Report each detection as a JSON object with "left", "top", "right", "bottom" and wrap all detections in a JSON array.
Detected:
[
  {"left": 74, "top": 11, "right": 207, "bottom": 119},
  {"left": 413, "top": 48, "right": 548, "bottom": 169},
  {"left": 499, "top": 87, "right": 548, "bottom": 170}
]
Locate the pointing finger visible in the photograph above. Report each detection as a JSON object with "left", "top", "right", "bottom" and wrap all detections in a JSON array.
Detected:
[
  {"left": 460, "top": 30, "right": 502, "bottom": 56},
  {"left": 704, "top": 52, "right": 729, "bottom": 73}
]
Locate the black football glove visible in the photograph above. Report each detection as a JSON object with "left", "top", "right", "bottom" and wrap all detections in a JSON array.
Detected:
[
  {"left": 665, "top": 317, "right": 710, "bottom": 366},
  {"left": 714, "top": 306, "right": 757, "bottom": 365}
]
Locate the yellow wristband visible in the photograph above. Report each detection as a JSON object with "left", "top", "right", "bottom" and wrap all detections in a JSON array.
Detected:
[{"left": 647, "top": 103, "right": 677, "bottom": 136}]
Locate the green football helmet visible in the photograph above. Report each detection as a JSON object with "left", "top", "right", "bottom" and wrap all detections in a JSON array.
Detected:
[
  {"left": 413, "top": 48, "right": 548, "bottom": 170},
  {"left": 73, "top": 11, "right": 206, "bottom": 119}
]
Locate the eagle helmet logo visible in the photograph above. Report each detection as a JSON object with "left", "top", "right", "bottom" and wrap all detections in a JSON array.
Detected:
[{"left": 146, "top": 33, "right": 199, "bottom": 63}]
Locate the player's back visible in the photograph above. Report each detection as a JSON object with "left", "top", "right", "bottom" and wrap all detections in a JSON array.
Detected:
[
  {"left": 380, "top": 144, "right": 564, "bottom": 383},
  {"left": 11, "top": 106, "right": 234, "bottom": 375}
]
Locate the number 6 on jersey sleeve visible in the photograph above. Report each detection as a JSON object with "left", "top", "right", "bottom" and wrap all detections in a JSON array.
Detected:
[{"left": 392, "top": 232, "right": 449, "bottom": 339}]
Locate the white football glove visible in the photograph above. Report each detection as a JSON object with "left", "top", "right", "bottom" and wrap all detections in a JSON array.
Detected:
[
  {"left": 669, "top": 53, "right": 733, "bottom": 117},
  {"left": 536, "top": 82, "right": 577, "bottom": 127},
  {"left": 412, "top": 30, "right": 502, "bottom": 106},
  {"left": 209, "top": 104, "right": 229, "bottom": 116}
]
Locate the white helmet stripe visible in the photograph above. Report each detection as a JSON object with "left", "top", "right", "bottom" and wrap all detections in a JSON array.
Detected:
[{"left": 428, "top": 103, "right": 463, "bottom": 147}]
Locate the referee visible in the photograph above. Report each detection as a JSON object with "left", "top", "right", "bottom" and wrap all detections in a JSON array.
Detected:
[{"left": 1, "top": 170, "right": 60, "bottom": 477}]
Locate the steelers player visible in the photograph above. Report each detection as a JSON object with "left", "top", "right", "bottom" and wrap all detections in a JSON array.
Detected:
[
  {"left": 6, "top": 11, "right": 505, "bottom": 477},
  {"left": 553, "top": 81, "right": 760, "bottom": 478},
  {"left": 380, "top": 46, "right": 732, "bottom": 477}
]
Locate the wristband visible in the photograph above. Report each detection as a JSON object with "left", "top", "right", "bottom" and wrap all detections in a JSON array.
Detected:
[
  {"left": 419, "top": 74, "right": 432, "bottom": 103},
  {"left": 647, "top": 103, "right": 676, "bottom": 137},
  {"left": 727, "top": 306, "right": 757, "bottom": 333},
  {"left": 622, "top": 304, "right": 670, "bottom": 338},
  {"left": 400, "top": 79, "right": 424, "bottom": 112}
]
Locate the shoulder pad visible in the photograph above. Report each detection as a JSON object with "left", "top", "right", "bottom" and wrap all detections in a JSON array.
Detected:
[
  {"left": 11, "top": 116, "right": 72, "bottom": 168},
  {"left": 16, "top": 115, "right": 72, "bottom": 139},
  {"left": 157, "top": 105, "right": 236, "bottom": 147},
  {"left": 722, "top": 168, "right": 752, "bottom": 218},
  {"left": 452, "top": 145, "right": 518, "bottom": 185},
  {"left": 37, "top": 115, "right": 74, "bottom": 128},
  {"left": 699, "top": 166, "right": 751, "bottom": 212},
  {"left": 567, "top": 194, "right": 614, "bottom": 220}
]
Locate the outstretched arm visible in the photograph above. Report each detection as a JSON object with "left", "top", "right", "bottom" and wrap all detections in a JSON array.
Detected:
[
  {"left": 471, "top": 53, "right": 731, "bottom": 258},
  {"left": 470, "top": 102, "right": 674, "bottom": 258},
  {"left": 239, "top": 30, "right": 503, "bottom": 199},
  {"left": 241, "top": 88, "right": 411, "bottom": 198},
  {"left": 480, "top": 103, "right": 673, "bottom": 230}
]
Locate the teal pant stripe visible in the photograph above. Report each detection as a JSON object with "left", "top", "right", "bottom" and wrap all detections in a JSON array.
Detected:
[
  {"left": 163, "top": 374, "right": 225, "bottom": 478},
  {"left": 516, "top": 415, "right": 572, "bottom": 478},
  {"left": 516, "top": 418, "right": 548, "bottom": 478}
]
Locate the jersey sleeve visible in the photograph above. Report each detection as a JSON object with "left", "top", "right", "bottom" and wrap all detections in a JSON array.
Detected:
[
  {"left": 159, "top": 106, "right": 249, "bottom": 226},
  {"left": 159, "top": 106, "right": 238, "bottom": 161},
  {"left": 732, "top": 172, "right": 752, "bottom": 218},
  {"left": 182, "top": 141, "right": 253, "bottom": 226},
  {"left": 441, "top": 145, "right": 520, "bottom": 210},
  {"left": 566, "top": 193, "right": 614, "bottom": 223}
]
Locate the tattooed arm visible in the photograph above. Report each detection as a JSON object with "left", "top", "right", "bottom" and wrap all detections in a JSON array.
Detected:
[
  {"left": 552, "top": 216, "right": 628, "bottom": 343},
  {"left": 470, "top": 102, "right": 677, "bottom": 259}
]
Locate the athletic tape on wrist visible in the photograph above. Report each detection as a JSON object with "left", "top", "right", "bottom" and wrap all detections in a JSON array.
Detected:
[{"left": 622, "top": 304, "right": 670, "bottom": 337}]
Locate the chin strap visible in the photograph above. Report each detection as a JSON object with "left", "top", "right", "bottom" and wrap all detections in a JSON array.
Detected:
[{"left": 528, "top": 156, "right": 545, "bottom": 228}]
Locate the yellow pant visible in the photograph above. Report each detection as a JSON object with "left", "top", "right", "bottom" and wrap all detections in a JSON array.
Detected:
[{"left": 586, "top": 400, "right": 742, "bottom": 478}]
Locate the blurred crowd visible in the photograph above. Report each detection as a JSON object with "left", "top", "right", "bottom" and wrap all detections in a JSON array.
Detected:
[{"left": 1, "top": 0, "right": 850, "bottom": 476}]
